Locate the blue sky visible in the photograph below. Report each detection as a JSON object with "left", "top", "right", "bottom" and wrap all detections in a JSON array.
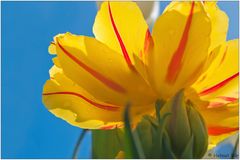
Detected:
[{"left": 1, "top": 1, "right": 239, "bottom": 158}]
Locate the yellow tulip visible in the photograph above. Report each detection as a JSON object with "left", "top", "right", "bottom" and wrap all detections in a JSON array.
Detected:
[{"left": 42, "top": 1, "right": 238, "bottom": 147}]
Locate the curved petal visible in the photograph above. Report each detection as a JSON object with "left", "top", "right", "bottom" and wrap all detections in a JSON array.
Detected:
[
  {"left": 193, "top": 2, "right": 229, "bottom": 78},
  {"left": 42, "top": 66, "right": 122, "bottom": 129},
  {"left": 147, "top": 2, "right": 211, "bottom": 99},
  {"left": 42, "top": 65, "right": 155, "bottom": 129},
  {"left": 48, "top": 42, "right": 57, "bottom": 55},
  {"left": 203, "top": 1, "right": 229, "bottom": 52},
  {"left": 93, "top": 1, "right": 149, "bottom": 66},
  {"left": 185, "top": 88, "right": 238, "bottom": 147},
  {"left": 51, "top": 33, "right": 156, "bottom": 106},
  {"left": 192, "top": 93, "right": 238, "bottom": 146},
  {"left": 197, "top": 103, "right": 238, "bottom": 148},
  {"left": 198, "top": 104, "right": 238, "bottom": 133},
  {"left": 193, "top": 39, "right": 239, "bottom": 106}
]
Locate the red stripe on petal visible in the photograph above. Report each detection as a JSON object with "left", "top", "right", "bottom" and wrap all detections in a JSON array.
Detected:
[
  {"left": 144, "top": 29, "right": 153, "bottom": 54},
  {"left": 209, "top": 102, "right": 226, "bottom": 108},
  {"left": 166, "top": 2, "right": 195, "bottom": 84},
  {"left": 218, "top": 96, "right": 238, "bottom": 102},
  {"left": 57, "top": 40, "right": 126, "bottom": 93},
  {"left": 208, "top": 126, "right": 239, "bottom": 136},
  {"left": 139, "top": 50, "right": 143, "bottom": 58},
  {"left": 108, "top": 2, "right": 133, "bottom": 68},
  {"left": 100, "top": 124, "right": 117, "bottom": 130},
  {"left": 199, "top": 73, "right": 239, "bottom": 96},
  {"left": 43, "top": 91, "right": 120, "bottom": 111},
  {"left": 51, "top": 42, "right": 56, "bottom": 45}
]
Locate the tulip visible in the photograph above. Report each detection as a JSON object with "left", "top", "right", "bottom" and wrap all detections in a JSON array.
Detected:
[{"left": 42, "top": 1, "right": 238, "bottom": 151}]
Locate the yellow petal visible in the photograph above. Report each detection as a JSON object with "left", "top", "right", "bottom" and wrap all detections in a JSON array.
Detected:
[
  {"left": 200, "top": 104, "right": 238, "bottom": 147},
  {"left": 208, "top": 132, "right": 238, "bottom": 149},
  {"left": 115, "top": 151, "right": 125, "bottom": 159},
  {"left": 52, "top": 33, "right": 156, "bottom": 106},
  {"left": 93, "top": 1, "right": 149, "bottom": 65},
  {"left": 42, "top": 65, "right": 155, "bottom": 129},
  {"left": 147, "top": 2, "right": 211, "bottom": 99},
  {"left": 198, "top": 104, "right": 238, "bottom": 130},
  {"left": 48, "top": 42, "right": 56, "bottom": 55},
  {"left": 186, "top": 88, "right": 238, "bottom": 147},
  {"left": 203, "top": 1, "right": 229, "bottom": 52},
  {"left": 193, "top": 39, "right": 239, "bottom": 106},
  {"left": 43, "top": 67, "right": 122, "bottom": 129},
  {"left": 48, "top": 33, "right": 66, "bottom": 55}
]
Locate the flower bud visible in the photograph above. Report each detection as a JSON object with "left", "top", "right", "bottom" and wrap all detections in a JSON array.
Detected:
[
  {"left": 161, "top": 90, "right": 208, "bottom": 158},
  {"left": 187, "top": 102, "right": 208, "bottom": 158},
  {"left": 161, "top": 90, "right": 191, "bottom": 156},
  {"left": 122, "top": 90, "right": 208, "bottom": 159}
]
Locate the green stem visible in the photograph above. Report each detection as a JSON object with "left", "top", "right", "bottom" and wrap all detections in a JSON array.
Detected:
[
  {"left": 124, "top": 103, "right": 145, "bottom": 159},
  {"left": 231, "top": 136, "right": 239, "bottom": 159},
  {"left": 72, "top": 129, "right": 88, "bottom": 159}
]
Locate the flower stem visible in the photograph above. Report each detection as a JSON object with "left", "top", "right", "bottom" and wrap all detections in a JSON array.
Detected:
[
  {"left": 72, "top": 129, "right": 88, "bottom": 159},
  {"left": 231, "top": 135, "right": 239, "bottom": 158}
]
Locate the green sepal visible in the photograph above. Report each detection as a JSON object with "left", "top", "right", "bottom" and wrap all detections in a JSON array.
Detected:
[
  {"left": 187, "top": 103, "right": 208, "bottom": 158},
  {"left": 161, "top": 131, "right": 176, "bottom": 159},
  {"left": 150, "top": 112, "right": 171, "bottom": 158},
  {"left": 161, "top": 90, "right": 191, "bottom": 156},
  {"left": 180, "top": 135, "right": 194, "bottom": 159}
]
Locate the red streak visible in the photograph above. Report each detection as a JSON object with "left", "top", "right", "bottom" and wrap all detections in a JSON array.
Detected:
[
  {"left": 57, "top": 40, "right": 126, "bottom": 93},
  {"left": 51, "top": 42, "right": 56, "bottom": 45},
  {"left": 108, "top": 2, "right": 133, "bottom": 67},
  {"left": 100, "top": 125, "right": 116, "bottom": 130},
  {"left": 208, "top": 126, "right": 239, "bottom": 136},
  {"left": 166, "top": 2, "right": 195, "bottom": 84},
  {"left": 100, "top": 123, "right": 124, "bottom": 130},
  {"left": 209, "top": 102, "right": 225, "bottom": 108},
  {"left": 43, "top": 91, "right": 119, "bottom": 111},
  {"left": 199, "top": 73, "right": 239, "bottom": 96},
  {"left": 218, "top": 96, "right": 238, "bottom": 102},
  {"left": 144, "top": 29, "right": 153, "bottom": 54},
  {"left": 139, "top": 50, "right": 143, "bottom": 58}
]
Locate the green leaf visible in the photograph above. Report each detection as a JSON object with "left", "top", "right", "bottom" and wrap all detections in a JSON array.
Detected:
[
  {"left": 92, "top": 129, "right": 124, "bottom": 159},
  {"left": 124, "top": 103, "right": 145, "bottom": 159}
]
